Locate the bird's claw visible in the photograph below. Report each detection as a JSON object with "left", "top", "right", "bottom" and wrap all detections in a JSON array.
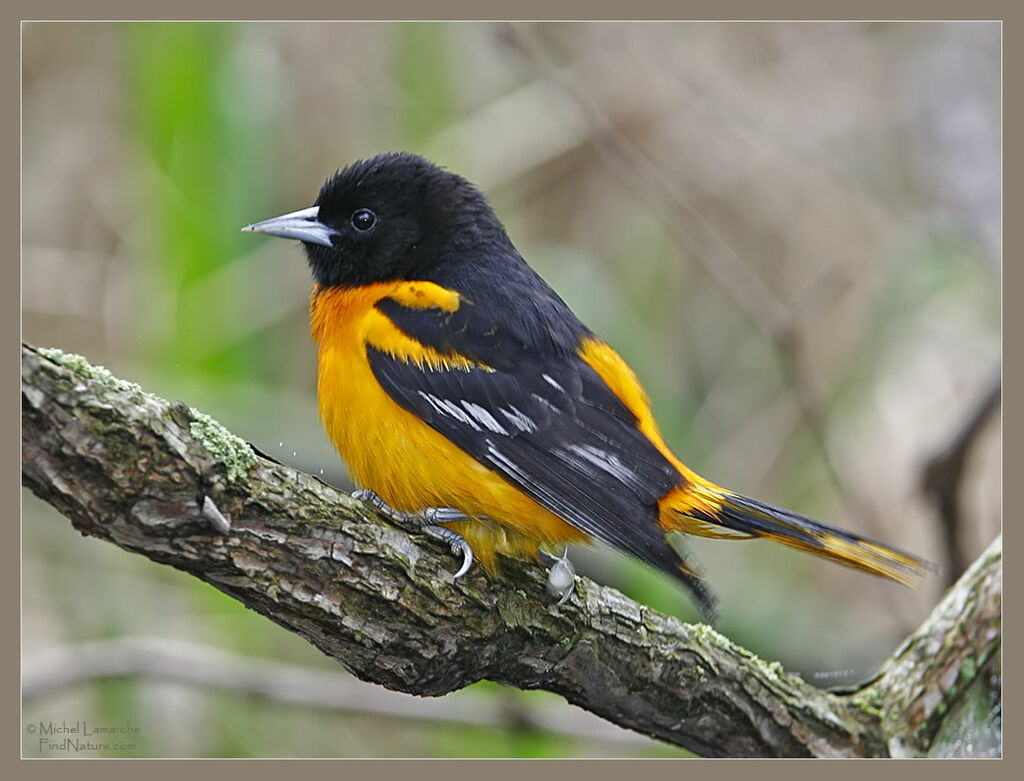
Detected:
[
  {"left": 540, "top": 547, "right": 576, "bottom": 605},
  {"left": 425, "top": 525, "right": 474, "bottom": 579},
  {"left": 351, "top": 487, "right": 379, "bottom": 505},
  {"left": 352, "top": 489, "right": 474, "bottom": 579},
  {"left": 352, "top": 488, "right": 404, "bottom": 519}
]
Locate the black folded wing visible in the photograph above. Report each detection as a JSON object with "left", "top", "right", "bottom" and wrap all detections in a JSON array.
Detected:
[{"left": 367, "top": 284, "right": 717, "bottom": 618}]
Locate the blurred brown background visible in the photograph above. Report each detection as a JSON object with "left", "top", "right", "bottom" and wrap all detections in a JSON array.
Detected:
[{"left": 22, "top": 21, "right": 1000, "bottom": 757}]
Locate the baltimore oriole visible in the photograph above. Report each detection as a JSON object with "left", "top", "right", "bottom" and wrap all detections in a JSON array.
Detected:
[{"left": 243, "top": 151, "right": 928, "bottom": 621}]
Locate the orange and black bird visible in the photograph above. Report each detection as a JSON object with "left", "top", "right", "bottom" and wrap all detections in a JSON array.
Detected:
[{"left": 243, "top": 151, "right": 927, "bottom": 621}]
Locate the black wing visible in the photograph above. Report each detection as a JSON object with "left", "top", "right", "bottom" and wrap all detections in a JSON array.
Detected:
[{"left": 369, "top": 280, "right": 717, "bottom": 618}]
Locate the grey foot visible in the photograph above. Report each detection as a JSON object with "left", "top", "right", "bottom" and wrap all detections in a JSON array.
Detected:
[
  {"left": 422, "top": 525, "right": 474, "bottom": 579},
  {"left": 539, "top": 547, "right": 577, "bottom": 605},
  {"left": 352, "top": 489, "right": 474, "bottom": 579}
]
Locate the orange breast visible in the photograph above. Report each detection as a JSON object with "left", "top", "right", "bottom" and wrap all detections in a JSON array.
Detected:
[{"left": 309, "top": 283, "right": 586, "bottom": 570}]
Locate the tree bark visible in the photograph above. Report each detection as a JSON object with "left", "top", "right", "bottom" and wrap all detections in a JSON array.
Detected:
[{"left": 21, "top": 343, "right": 1001, "bottom": 757}]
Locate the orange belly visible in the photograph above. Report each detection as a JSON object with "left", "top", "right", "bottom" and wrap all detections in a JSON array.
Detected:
[{"left": 310, "top": 283, "right": 587, "bottom": 571}]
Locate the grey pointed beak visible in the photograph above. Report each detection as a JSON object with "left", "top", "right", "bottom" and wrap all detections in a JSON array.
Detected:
[{"left": 241, "top": 205, "right": 337, "bottom": 248}]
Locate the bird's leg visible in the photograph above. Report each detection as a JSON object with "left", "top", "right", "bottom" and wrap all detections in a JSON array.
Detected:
[
  {"left": 538, "top": 546, "right": 577, "bottom": 605},
  {"left": 352, "top": 489, "right": 474, "bottom": 578}
]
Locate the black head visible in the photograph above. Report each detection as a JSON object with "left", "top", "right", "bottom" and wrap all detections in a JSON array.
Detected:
[{"left": 242, "top": 152, "right": 510, "bottom": 288}]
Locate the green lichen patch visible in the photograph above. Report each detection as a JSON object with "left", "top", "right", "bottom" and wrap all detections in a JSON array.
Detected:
[
  {"left": 960, "top": 656, "right": 977, "bottom": 684},
  {"left": 692, "top": 622, "right": 795, "bottom": 685},
  {"left": 37, "top": 346, "right": 142, "bottom": 395},
  {"left": 742, "top": 650, "right": 790, "bottom": 685},
  {"left": 691, "top": 622, "right": 735, "bottom": 650},
  {"left": 850, "top": 688, "right": 885, "bottom": 720},
  {"left": 188, "top": 407, "right": 257, "bottom": 482}
]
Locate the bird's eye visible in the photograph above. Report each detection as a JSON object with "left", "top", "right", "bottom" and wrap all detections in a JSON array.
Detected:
[{"left": 351, "top": 208, "right": 377, "bottom": 232}]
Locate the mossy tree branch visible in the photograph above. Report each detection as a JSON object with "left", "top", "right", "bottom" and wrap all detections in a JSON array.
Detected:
[{"left": 21, "top": 343, "right": 1000, "bottom": 757}]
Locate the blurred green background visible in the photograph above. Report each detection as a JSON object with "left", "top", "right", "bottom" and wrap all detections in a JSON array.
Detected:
[{"left": 22, "top": 22, "right": 1000, "bottom": 757}]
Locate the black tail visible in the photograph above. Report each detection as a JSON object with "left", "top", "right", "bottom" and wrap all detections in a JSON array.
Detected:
[{"left": 692, "top": 490, "right": 932, "bottom": 587}]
